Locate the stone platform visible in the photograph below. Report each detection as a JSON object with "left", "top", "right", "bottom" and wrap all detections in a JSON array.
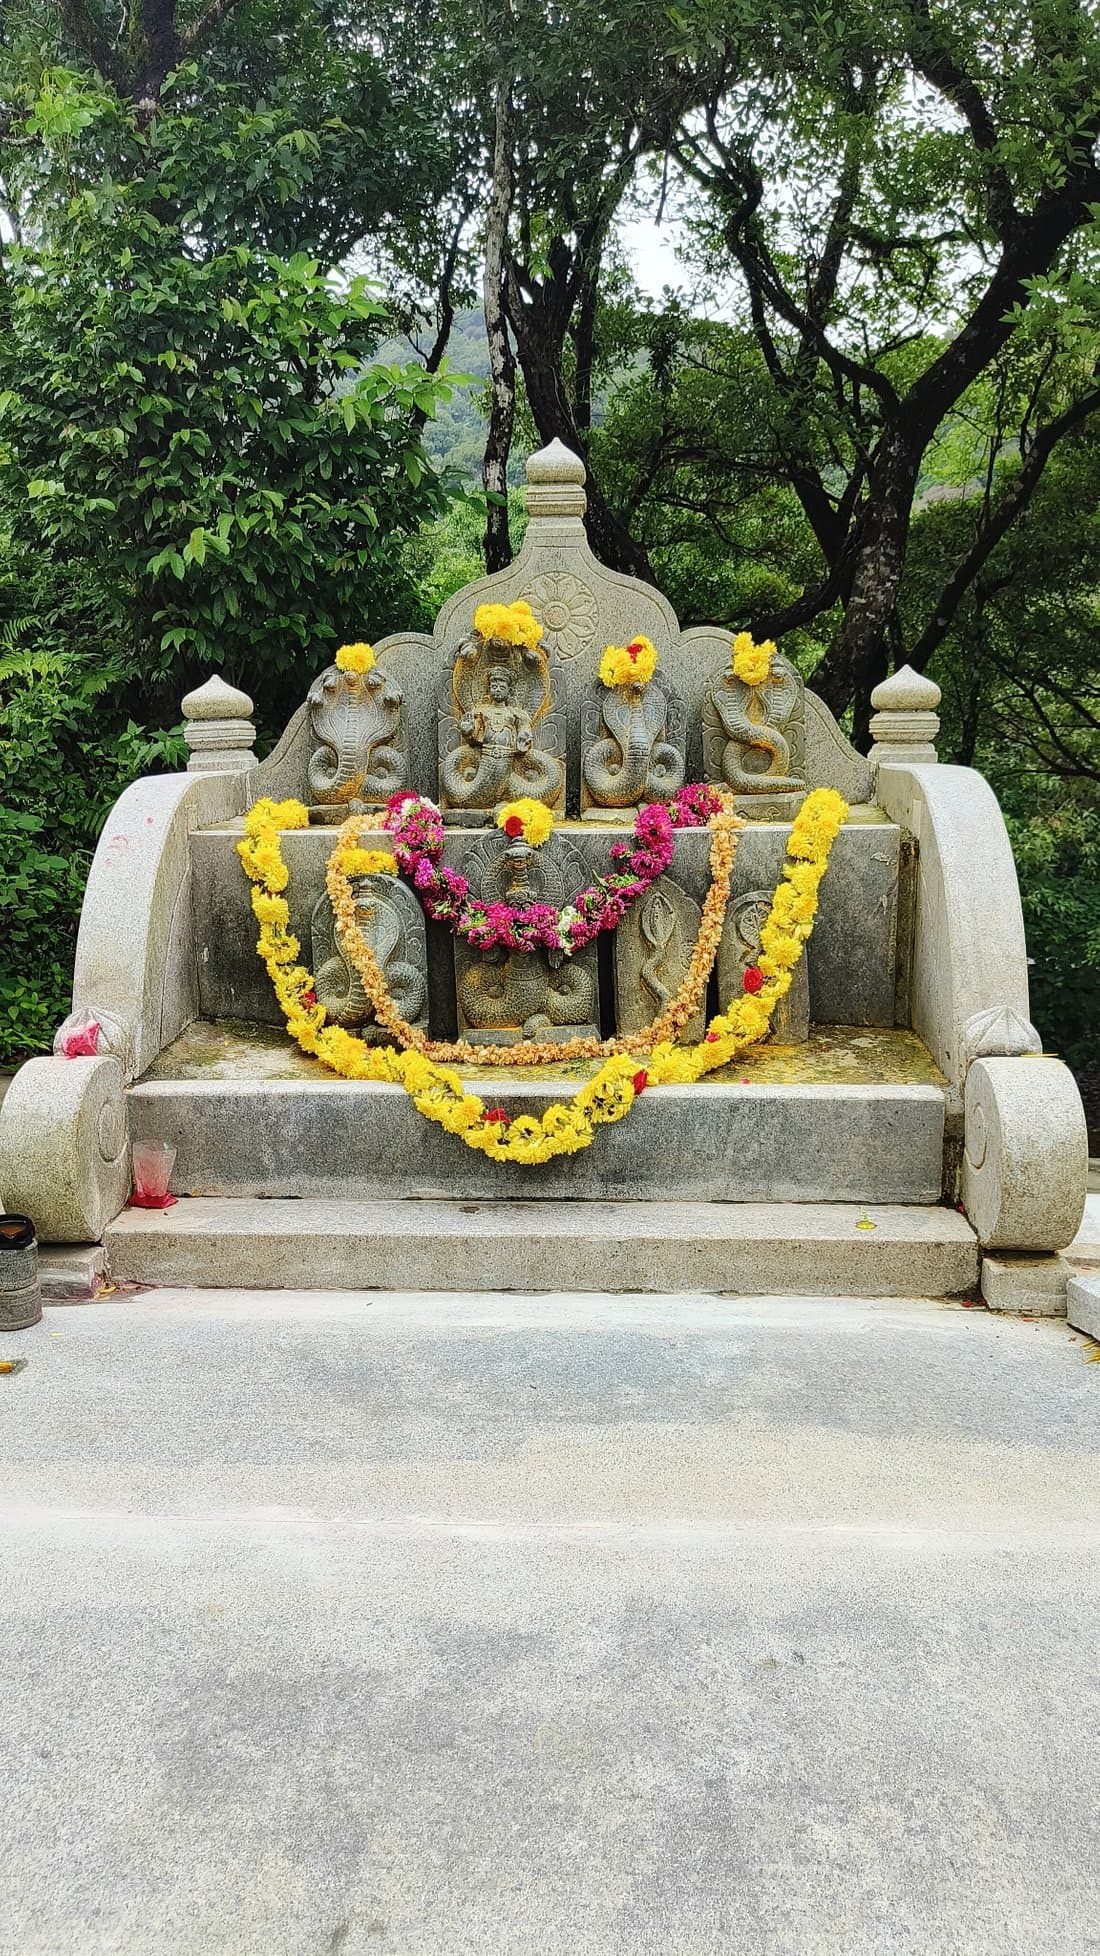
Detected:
[
  {"left": 130, "top": 1021, "right": 949, "bottom": 1206},
  {"left": 105, "top": 1198, "right": 978, "bottom": 1296}
]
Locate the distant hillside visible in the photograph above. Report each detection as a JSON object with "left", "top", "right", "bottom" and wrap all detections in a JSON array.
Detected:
[{"left": 378, "top": 308, "right": 494, "bottom": 484}]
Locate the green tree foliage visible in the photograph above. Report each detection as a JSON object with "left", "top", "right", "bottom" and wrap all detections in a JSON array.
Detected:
[{"left": 0, "top": 9, "right": 463, "bottom": 1061}]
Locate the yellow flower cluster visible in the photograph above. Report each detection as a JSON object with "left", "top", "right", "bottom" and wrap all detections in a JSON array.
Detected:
[
  {"left": 599, "top": 634, "right": 658, "bottom": 688},
  {"left": 473, "top": 599, "right": 542, "bottom": 649},
  {"left": 238, "top": 788, "right": 845, "bottom": 1167},
  {"left": 495, "top": 798, "right": 555, "bottom": 847},
  {"left": 731, "top": 631, "right": 776, "bottom": 687},
  {"left": 335, "top": 642, "right": 376, "bottom": 673},
  {"left": 334, "top": 847, "right": 397, "bottom": 877}
]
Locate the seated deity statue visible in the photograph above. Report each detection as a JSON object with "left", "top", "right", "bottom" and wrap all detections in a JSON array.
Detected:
[
  {"left": 440, "top": 637, "right": 564, "bottom": 815},
  {"left": 308, "top": 660, "right": 408, "bottom": 812},
  {"left": 582, "top": 675, "right": 685, "bottom": 812}
]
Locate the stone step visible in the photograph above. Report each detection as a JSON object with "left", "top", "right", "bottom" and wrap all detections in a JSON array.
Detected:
[
  {"left": 1067, "top": 1274, "right": 1100, "bottom": 1340},
  {"left": 126, "top": 1076, "right": 947, "bottom": 1205},
  {"left": 105, "top": 1198, "right": 979, "bottom": 1298}
]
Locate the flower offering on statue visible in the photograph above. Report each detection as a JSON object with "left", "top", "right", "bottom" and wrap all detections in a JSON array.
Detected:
[
  {"left": 334, "top": 642, "right": 376, "bottom": 674},
  {"left": 333, "top": 846, "right": 398, "bottom": 877},
  {"left": 473, "top": 599, "right": 543, "bottom": 649},
  {"left": 730, "top": 631, "right": 775, "bottom": 688},
  {"left": 599, "top": 635, "right": 658, "bottom": 688},
  {"left": 495, "top": 799, "right": 555, "bottom": 848}
]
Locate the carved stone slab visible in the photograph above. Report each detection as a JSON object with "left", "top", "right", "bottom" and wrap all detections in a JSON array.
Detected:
[
  {"left": 701, "top": 650, "right": 807, "bottom": 818},
  {"left": 614, "top": 874, "right": 706, "bottom": 1043},
  {"left": 309, "top": 872, "right": 427, "bottom": 1043},
  {"left": 307, "top": 662, "right": 409, "bottom": 816},
  {"left": 580, "top": 678, "right": 686, "bottom": 816},
  {"left": 452, "top": 829, "right": 599, "bottom": 1044},
  {"left": 718, "top": 887, "right": 810, "bottom": 1045}
]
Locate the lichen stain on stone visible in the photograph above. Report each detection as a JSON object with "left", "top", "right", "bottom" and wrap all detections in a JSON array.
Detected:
[{"left": 147, "top": 1017, "right": 945, "bottom": 1091}]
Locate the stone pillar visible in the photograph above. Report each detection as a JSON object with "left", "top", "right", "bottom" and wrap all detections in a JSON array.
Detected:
[
  {"left": 868, "top": 665, "right": 941, "bottom": 766},
  {"left": 182, "top": 674, "right": 256, "bottom": 773}
]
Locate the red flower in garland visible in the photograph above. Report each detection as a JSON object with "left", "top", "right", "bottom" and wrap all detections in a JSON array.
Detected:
[
  {"left": 503, "top": 815, "right": 524, "bottom": 838},
  {"left": 632, "top": 1069, "right": 648, "bottom": 1094},
  {"left": 742, "top": 965, "right": 764, "bottom": 994},
  {"left": 301, "top": 989, "right": 317, "bottom": 1008},
  {"left": 485, "top": 1107, "right": 509, "bottom": 1125}
]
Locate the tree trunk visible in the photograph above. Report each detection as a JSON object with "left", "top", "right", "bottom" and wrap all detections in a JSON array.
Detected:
[
  {"left": 481, "top": 70, "right": 516, "bottom": 574},
  {"left": 810, "top": 422, "right": 923, "bottom": 729},
  {"left": 512, "top": 304, "right": 655, "bottom": 582}
]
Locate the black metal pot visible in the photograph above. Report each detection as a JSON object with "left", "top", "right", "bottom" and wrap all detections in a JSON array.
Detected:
[{"left": 0, "top": 1215, "right": 42, "bottom": 1331}]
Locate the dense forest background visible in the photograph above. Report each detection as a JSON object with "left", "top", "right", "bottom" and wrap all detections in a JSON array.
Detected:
[{"left": 0, "top": 0, "right": 1097, "bottom": 1122}]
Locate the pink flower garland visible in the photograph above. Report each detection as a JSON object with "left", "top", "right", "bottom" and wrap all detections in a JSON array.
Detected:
[{"left": 382, "top": 784, "right": 724, "bottom": 956}]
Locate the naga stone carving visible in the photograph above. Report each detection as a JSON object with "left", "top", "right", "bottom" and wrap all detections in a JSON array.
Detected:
[
  {"left": 702, "top": 649, "right": 806, "bottom": 817},
  {"left": 310, "top": 872, "right": 427, "bottom": 1040},
  {"left": 580, "top": 677, "right": 686, "bottom": 817},
  {"left": 718, "top": 888, "right": 809, "bottom": 1044},
  {"left": 454, "top": 832, "right": 598, "bottom": 1045},
  {"left": 439, "top": 630, "right": 564, "bottom": 821},
  {"left": 614, "top": 875, "right": 706, "bottom": 1043},
  {"left": 307, "top": 659, "right": 408, "bottom": 816}
]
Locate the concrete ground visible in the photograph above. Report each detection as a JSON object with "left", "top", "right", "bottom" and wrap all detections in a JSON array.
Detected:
[{"left": 1, "top": 1288, "right": 1099, "bottom": 1956}]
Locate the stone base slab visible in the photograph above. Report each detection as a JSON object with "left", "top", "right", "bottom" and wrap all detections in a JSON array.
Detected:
[
  {"left": 1067, "top": 1274, "right": 1100, "bottom": 1340},
  {"left": 980, "top": 1252, "right": 1069, "bottom": 1317},
  {"left": 105, "top": 1197, "right": 979, "bottom": 1297},
  {"left": 126, "top": 1076, "right": 947, "bottom": 1205},
  {"left": 36, "top": 1244, "right": 110, "bottom": 1302}
]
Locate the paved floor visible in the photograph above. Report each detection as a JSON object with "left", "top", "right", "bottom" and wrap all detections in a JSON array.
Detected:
[{"left": 1, "top": 1288, "right": 1099, "bottom": 1956}]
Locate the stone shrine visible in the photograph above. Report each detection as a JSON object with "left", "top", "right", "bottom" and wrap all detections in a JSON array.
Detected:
[{"left": 0, "top": 440, "right": 1088, "bottom": 1320}]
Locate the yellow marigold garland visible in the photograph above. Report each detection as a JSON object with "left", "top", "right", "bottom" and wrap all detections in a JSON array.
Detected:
[
  {"left": 333, "top": 846, "right": 397, "bottom": 877},
  {"left": 237, "top": 788, "right": 847, "bottom": 1165}
]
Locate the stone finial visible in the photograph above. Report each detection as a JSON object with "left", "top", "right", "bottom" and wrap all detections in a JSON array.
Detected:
[
  {"left": 525, "top": 439, "right": 587, "bottom": 520},
  {"left": 181, "top": 673, "right": 257, "bottom": 773},
  {"left": 868, "top": 663, "right": 941, "bottom": 766}
]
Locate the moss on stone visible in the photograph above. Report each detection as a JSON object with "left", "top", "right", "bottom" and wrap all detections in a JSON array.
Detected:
[{"left": 146, "top": 1018, "right": 946, "bottom": 1090}]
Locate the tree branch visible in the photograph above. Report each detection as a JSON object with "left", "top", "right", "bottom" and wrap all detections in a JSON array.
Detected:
[
  {"left": 910, "top": 382, "right": 1100, "bottom": 667},
  {"left": 59, "top": 0, "right": 118, "bottom": 80},
  {"left": 179, "top": 0, "right": 246, "bottom": 56}
]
